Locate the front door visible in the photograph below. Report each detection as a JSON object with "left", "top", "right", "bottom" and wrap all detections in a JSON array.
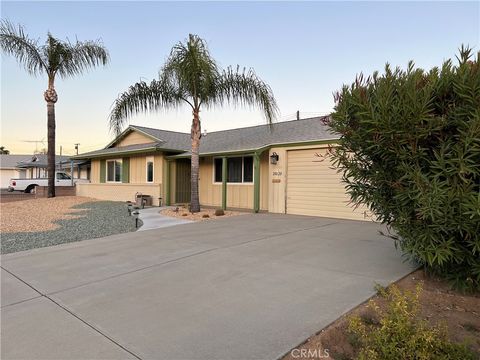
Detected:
[{"left": 175, "top": 159, "right": 191, "bottom": 203}]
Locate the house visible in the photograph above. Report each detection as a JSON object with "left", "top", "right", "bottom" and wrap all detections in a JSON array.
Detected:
[
  {"left": 72, "top": 116, "right": 370, "bottom": 221},
  {"left": 0, "top": 155, "right": 28, "bottom": 188},
  {"left": 0, "top": 154, "right": 89, "bottom": 189}
]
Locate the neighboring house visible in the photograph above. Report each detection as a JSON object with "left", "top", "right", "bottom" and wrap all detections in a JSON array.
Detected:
[
  {"left": 0, "top": 154, "right": 90, "bottom": 188},
  {"left": 0, "top": 155, "right": 28, "bottom": 188},
  {"left": 73, "top": 117, "right": 370, "bottom": 221}
]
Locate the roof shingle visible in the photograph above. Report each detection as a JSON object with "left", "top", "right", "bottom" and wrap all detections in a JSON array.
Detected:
[{"left": 75, "top": 116, "right": 336, "bottom": 158}]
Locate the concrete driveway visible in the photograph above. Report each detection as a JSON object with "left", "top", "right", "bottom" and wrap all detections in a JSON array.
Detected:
[{"left": 1, "top": 214, "right": 415, "bottom": 360}]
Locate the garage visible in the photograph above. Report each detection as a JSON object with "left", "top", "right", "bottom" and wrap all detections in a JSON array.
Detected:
[{"left": 286, "top": 148, "right": 369, "bottom": 221}]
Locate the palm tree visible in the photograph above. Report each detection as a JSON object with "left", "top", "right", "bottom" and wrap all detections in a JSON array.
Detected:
[
  {"left": 0, "top": 20, "right": 109, "bottom": 197},
  {"left": 110, "top": 34, "right": 278, "bottom": 212}
]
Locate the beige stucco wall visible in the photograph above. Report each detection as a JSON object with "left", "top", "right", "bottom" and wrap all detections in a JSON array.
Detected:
[
  {"left": 197, "top": 154, "right": 268, "bottom": 211},
  {"left": 116, "top": 131, "right": 154, "bottom": 147},
  {"left": 77, "top": 183, "right": 162, "bottom": 206}
]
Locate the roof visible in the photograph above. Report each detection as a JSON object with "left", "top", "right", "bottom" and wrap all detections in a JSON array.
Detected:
[
  {"left": 0, "top": 154, "right": 71, "bottom": 169},
  {"left": 197, "top": 116, "right": 336, "bottom": 154},
  {"left": 72, "top": 142, "right": 163, "bottom": 159},
  {"left": 73, "top": 116, "right": 337, "bottom": 159},
  {"left": 0, "top": 154, "right": 33, "bottom": 169}
]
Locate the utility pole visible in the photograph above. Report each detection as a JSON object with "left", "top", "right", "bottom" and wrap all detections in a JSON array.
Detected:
[
  {"left": 59, "top": 145, "right": 62, "bottom": 171},
  {"left": 74, "top": 143, "right": 80, "bottom": 155}
]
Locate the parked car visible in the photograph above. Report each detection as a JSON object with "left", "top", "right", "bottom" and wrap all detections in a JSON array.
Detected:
[{"left": 8, "top": 172, "right": 89, "bottom": 193}]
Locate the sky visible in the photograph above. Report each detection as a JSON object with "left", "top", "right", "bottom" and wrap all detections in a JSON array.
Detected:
[{"left": 1, "top": 1, "right": 479, "bottom": 155}]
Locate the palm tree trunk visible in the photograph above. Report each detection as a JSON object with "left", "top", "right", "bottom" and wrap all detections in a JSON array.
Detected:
[
  {"left": 190, "top": 109, "right": 201, "bottom": 213},
  {"left": 44, "top": 76, "right": 58, "bottom": 198}
]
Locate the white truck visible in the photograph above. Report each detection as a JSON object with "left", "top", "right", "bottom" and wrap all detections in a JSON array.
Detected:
[{"left": 8, "top": 172, "right": 89, "bottom": 193}]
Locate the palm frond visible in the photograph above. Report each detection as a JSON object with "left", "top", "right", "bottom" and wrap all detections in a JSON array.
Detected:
[
  {"left": 0, "top": 20, "right": 46, "bottom": 75},
  {"left": 163, "top": 34, "right": 219, "bottom": 103},
  {"left": 109, "top": 78, "right": 182, "bottom": 136},
  {"left": 215, "top": 66, "right": 279, "bottom": 123},
  {"left": 56, "top": 38, "right": 109, "bottom": 78}
]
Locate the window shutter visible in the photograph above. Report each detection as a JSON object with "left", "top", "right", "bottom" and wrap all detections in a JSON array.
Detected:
[
  {"left": 99, "top": 160, "right": 106, "bottom": 183},
  {"left": 122, "top": 157, "right": 130, "bottom": 183}
]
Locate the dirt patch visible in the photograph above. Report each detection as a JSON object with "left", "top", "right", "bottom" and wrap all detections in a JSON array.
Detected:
[
  {"left": 160, "top": 206, "right": 246, "bottom": 221},
  {"left": 1, "top": 196, "right": 97, "bottom": 233},
  {"left": 283, "top": 270, "right": 480, "bottom": 359}
]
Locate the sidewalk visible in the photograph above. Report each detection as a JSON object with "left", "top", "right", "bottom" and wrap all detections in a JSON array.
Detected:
[{"left": 137, "top": 206, "right": 193, "bottom": 231}]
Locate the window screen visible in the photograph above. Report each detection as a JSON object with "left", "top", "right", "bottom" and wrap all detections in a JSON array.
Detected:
[
  {"left": 107, "top": 161, "right": 115, "bottom": 182},
  {"left": 227, "top": 157, "right": 242, "bottom": 183},
  {"left": 243, "top": 156, "right": 253, "bottom": 182},
  {"left": 147, "top": 162, "right": 154, "bottom": 182},
  {"left": 114, "top": 161, "right": 122, "bottom": 182},
  {"left": 214, "top": 158, "right": 223, "bottom": 182}
]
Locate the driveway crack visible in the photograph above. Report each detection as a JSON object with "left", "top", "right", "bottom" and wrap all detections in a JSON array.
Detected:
[{"left": 0, "top": 265, "right": 143, "bottom": 360}]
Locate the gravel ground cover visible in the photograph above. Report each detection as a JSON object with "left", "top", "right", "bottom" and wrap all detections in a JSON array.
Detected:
[{"left": 1, "top": 199, "right": 139, "bottom": 254}]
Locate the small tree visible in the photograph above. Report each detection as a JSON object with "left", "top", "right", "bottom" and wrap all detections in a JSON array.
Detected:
[
  {"left": 328, "top": 47, "right": 480, "bottom": 292},
  {"left": 0, "top": 146, "right": 10, "bottom": 154}
]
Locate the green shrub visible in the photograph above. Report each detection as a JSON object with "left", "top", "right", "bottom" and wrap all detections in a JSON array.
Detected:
[
  {"left": 348, "top": 284, "right": 476, "bottom": 360},
  {"left": 328, "top": 47, "right": 480, "bottom": 292}
]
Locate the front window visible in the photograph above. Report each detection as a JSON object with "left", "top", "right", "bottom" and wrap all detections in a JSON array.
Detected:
[
  {"left": 107, "top": 159, "right": 122, "bottom": 182},
  {"left": 146, "top": 157, "right": 154, "bottom": 183},
  {"left": 56, "top": 172, "right": 71, "bottom": 180},
  {"left": 214, "top": 156, "right": 254, "bottom": 183}
]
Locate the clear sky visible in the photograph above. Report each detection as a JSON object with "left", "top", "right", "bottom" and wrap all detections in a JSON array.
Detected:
[{"left": 1, "top": 1, "right": 479, "bottom": 155}]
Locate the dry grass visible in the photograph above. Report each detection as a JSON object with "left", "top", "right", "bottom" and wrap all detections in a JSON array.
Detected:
[
  {"left": 1, "top": 196, "right": 97, "bottom": 233},
  {"left": 160, "top": 206, "right": 246, "bottom": 221}
]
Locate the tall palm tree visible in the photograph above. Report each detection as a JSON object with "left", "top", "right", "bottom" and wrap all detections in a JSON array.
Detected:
[
  {"left": 0, "top": 20, "right": 109, "bottom": 197},
  {"left": 110, "top": 34, "right": 278, "bottom": 212}
]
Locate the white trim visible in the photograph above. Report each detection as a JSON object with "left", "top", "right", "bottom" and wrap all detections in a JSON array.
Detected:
[
  {"left": 212, "top": 155, "right": 254, "bottom": 185},
  {"left": 146, "top": 156, "right": 154, "bottom": 183},
  {"left": 106, "top": 158, "right": 123, "bottom": 183}
]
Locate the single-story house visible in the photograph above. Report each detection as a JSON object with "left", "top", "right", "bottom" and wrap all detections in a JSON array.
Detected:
[
  {"left": 0, "top": 154, "right": 90, "bottom": 188},
  {"left": 72, "top": 116, "right": 371, "bottom": 221}
]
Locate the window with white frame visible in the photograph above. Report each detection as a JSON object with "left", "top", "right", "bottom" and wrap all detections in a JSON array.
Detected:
[
  {"left": 107, "top": 159, "right": 122, "bottom": 182},
  {"left": 146, "top": 157, "right": 154, "bottom": 183},
  {"left": 214, "top": 156, "right": 253, "bottom": 183}
]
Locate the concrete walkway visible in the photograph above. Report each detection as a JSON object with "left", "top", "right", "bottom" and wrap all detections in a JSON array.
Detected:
[
  {"left": 1, "top": 214, "right": 416, "bottom": 360},
  {"left": 137, "top": 207, "right": 192, "bottom": 231}
]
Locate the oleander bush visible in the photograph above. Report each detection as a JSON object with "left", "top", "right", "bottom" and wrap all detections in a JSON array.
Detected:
[
  {"left": 328, "top": 46, "right": 480, "bottom": 292},
  {"left": 348, "top": 284, "right": 476, "bottom": 359}
]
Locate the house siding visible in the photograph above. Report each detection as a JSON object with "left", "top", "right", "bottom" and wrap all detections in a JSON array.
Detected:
[
  {"left": 116, "top": 131, "right": 154, "bottom": 147},
  {"left": 78, "top": 152, "right": 165, "bottom": 206},
  {"left": 197, "top": 154, "right": 268, "bottom": 211}
]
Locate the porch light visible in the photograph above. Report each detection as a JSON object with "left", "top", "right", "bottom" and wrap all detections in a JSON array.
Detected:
[{"left": 270, "top": 152, "right": 279, "bottom": 165}]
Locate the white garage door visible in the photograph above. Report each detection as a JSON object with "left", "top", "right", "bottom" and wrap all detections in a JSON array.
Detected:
[
  {"left": 286, "top": 148, "right": 370, "bottom": 221},
  {"left": 0, "top": 169, "right": 17, "bottom": 189}
]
